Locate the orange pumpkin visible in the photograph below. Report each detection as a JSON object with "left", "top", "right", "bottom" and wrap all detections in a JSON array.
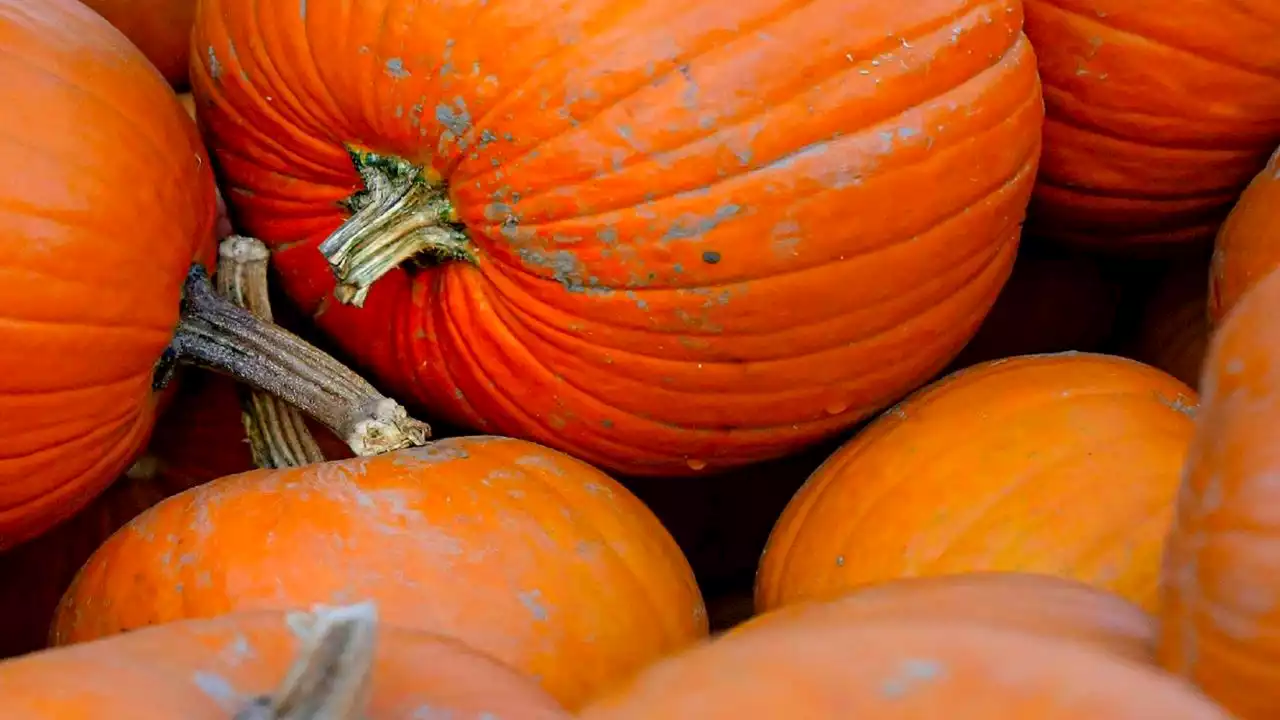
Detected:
[
  {"left": 79, "top": 0, "right": 197, "bottom": 88},
  {"left": 738, "top": 572, "right": 1154, "bottom": 663},
  {"left": 1023, "top": 1, "right": 1280, "bottom": 249},
  {"left": 52, "top": 435, "right": 707, "bottom": 709},
  {"left": 1209, "top": 145, "right": 1280, "bottom": 324},
  {"left": 191, "top": 0, "right": 1044, "bottom": 476},
  {"left": 1, "top": 603, "right": 568, "bottom": 718},
  {"left": 757, "top": 352, "right": 1197, "bottom": 614},
  {"left": 1130, "top": 257, "right": 1210, "bottom": 389},
  {"left": 1159, "top": 267, "right": 1280, "bottom": 718},
  {"left": 582, "top": 611, "right": 1225, "bottom": 718},
  {"left": 949, "top": 245, "right": 1117, "bottom": 369}
]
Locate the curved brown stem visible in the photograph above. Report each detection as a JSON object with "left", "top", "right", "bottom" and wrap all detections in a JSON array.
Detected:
[
  {"left": 165, "top": 258, "right": 430, "bottom": 457},
  {"left": 318, "top": 148, "right": 472, "bottom": 307},
  {"left": 234, "top": 602, "right": 378, "bottom": 720},
  {"left": 217, "top": 237, "right": 327, "bottom": 468}
]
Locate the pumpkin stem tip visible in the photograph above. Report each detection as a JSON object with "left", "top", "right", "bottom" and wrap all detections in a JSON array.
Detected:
[{"left": 320, "top": 148, "right": 471, "bottom": 308}]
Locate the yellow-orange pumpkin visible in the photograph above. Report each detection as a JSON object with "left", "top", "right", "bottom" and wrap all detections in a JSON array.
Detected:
[
  {"left": 757, "top": 352, "right": 1197, "bottom": 614},
  {"left": 1159, "top": 267, "right": 1280, "bottom": 719},
  {"left": 52, "top": 435, "right": 707, "bottom": 709},
  {"left": 1209, "top": 144, "right": 1280, "bottom": 324}
]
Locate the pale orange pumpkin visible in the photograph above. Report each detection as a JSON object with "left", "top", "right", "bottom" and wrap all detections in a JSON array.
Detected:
[
  {"left": 1159, "top": 266, "right": 1280, "bottom": 719},
  {"left": 582, "top": 605, "right": 1225, "bottom": 718},
  {"left": 757, "top": 352, "right": 1197, "bottom": 614},
  {"left": 52, "top": 435, "right": 707, "bottom": 709},
  {"left": 1209, "top": 144, "right": 1280, "bottom": 324}
]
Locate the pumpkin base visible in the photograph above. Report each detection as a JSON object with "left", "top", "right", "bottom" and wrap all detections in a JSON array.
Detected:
[{"left": 319, "top": 148, "right": 472, "bottom": 307}]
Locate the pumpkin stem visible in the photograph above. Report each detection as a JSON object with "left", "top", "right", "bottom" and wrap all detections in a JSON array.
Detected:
[
  {"left": 318, "top": 148, "right": 472, "bottom": 307},
  {"left": 216, "top": 237, "right": 328, "bottom": 468},
  {"left": 235, "top": 602, "right": 378, "bottom": 720},
  {"left": 168, "top": 262, "right": 430, "bottom": 456}
]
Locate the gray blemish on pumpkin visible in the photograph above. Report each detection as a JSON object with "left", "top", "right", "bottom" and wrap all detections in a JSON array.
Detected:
[
  {"left": 394, "top": 443, "right": 471, "bottom": 465},
  {"left": 624, "top": 291, "right": 649, "bottom": 311},
  {"left": 299, "top": 0, "right": 306, "bottom": 18},
  {"left": 514, "top": 454, "right": 566, "bottom": 475},
  {"left": 435, "top": 97, "right": 472, "bottom": 136},
  {"left": 835, "top": 555, "right": 845, "bottom": 567},
  {"left": 207, "top": 47, "right": 222, "bottom": 80},
  {"left": 662, "top": 204, "right": 741, "bottom": 242},
  {"left": 880, "top": 658, "right": 945, "bottom": 699},
  {"left": 193, "top": 671, "right": 242, "bottom": 711},
  {"left": 385, "top": 58, "right": 410, "bottom": 79},
  {"left": 478, "top": 129, "right": 498, "bottom": 147},
  {"left": 517, "top": 248, "right": 587, "bottom": 293},
  {"left": 678, "top": 63, "right": 699, "bottom": 109}
]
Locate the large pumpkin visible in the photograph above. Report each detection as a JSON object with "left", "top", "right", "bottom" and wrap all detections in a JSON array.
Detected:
[
  {"left": 582, "top": 609, "right": 1225, "bottom": 718},
  {"left": 738, "top": 572, "right": 1155, "bottom": 662},
  {"left": 756, "top": 352, "right": 1197, "bottom": 613},
  {"left": 0, "top": 0, "right": 431, "bottom": 548},
  {"left": 52, "top": 435, "right": 707, "bottom": 709},
  {"left": 1159, "top": 267, "right": 1280, "bottom": 718},
  {"left": 191, "top": 0, "right": 1044, "bottom": 476},
  {"left": 78, "top": 0, "right": 197, "bottom": 88},
  {"left": 1022, "top": 0, "right": 1280, "bottom": 249},
  {"left": 1209, "top": 144, "right": 1280, "bottom": 324},
  {"left": 0, "top": 604, "right": 567, "bottom": 718}
]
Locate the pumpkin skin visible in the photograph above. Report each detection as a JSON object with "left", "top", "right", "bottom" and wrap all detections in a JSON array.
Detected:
[
  {"left": 1209, "top": 144, "right": 1280, "bottom": 324},
  {"left": 738, "top": 572, "right": 1154, "bottom": 663},
  {"left": 949, "top": 244, "right": 1117, "bottom": 369},
  {"left": 1130, "top": 257, "right": 1210, "bottom": 389},
  {"left": 0, "top": 0, "right": 216, "bottom": 548},
  {"left": 52, "top": 435, "right": 707, "bottom": 709},
  {"left": 0, "top": 609, "right": 567, "bottom": 719},
  {"left": 581, "top": 613, "right": 1226, "bottom": 719},
  {"left": 1022, "top": 0, "right": 1280, "bottom": 249},
  {"left": 191, "top": 0, "right": 1044, "bottom": 476},
  {"left": 78, "top": 0, "right": 196, "bottom": 88},
  {"left": 756, "top": 352, "right": 1197, "bottom": 614},
  {"left": 1159, "top": 268, "right": 1280, "bottom": 718}
]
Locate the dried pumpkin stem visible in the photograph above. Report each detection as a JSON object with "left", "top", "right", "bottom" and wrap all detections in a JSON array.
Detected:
[
  {"left": 216, "top": 237, "right": 328, "bottom": 469},
  {"left": 166, "top": 262, "right": 430, "bottom": 456},
  {"left": 318, "top": 148, "right": 472, "bottom": 308},
  {"left": 235, "top": 602, "right": 379, "bottom": 720}
]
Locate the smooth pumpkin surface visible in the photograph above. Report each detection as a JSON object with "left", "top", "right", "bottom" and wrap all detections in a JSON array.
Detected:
[
  {"left": 1209, "top": 145, "right": 1280, "bottom": 324},
  {"left": 1023, "top": 0, "right": 1280, "bottom": 249},
  {"left": 756, "top": 352, "right": 1197, "bottom": 614},
  {"left": 0, "top": 0, "right": 216, "bottom": 547},
  {"left": 191, "top": 0, "right": 1043, "bottom": 476},
  {"left": 581, "top": 614, "right": 1226, "bottom": 718},
  {"left": 1159, "top": 267, "right": 1280, "bottom": 719},
  {"left": 1130, "top": 257, "right": 1210, "bottom": 390},
  {"left": 949, "top": 245, "right": 1117, "bottom": 369},
  {"left": 737, "top": 572, "right": 1155, "bottom": 663},
  {"left": 0, "top": 609, "right": 566, "bottom": 718},
  {"left": 52, "top": 435, "right": 707, "bottom": 709},
  {"left": 79, "top": 0, "right": 196, "bottom": 87}
]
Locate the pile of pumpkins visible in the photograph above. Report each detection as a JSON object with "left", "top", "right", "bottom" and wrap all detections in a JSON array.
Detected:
[{"left": 1, "top": 0, "right": 1278, "bottom": 716}]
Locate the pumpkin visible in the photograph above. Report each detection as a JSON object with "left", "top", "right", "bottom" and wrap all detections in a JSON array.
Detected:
[
  {"left": 756, "top": 352, "right": 1197, "bottom": 614},
  {"left": 52, "top": 434, "right": 707, "bottom": 709},
  {"left": 1022, "top": 0, "right": 1280, "bottom": 249},
  {"left": 581, "top": 610, "right": 1225, "bottom": 718},
  {"left": 0, "top": 603, "right": 568, "bottom": 718},
  {"left": 78, "top": 0, "right": 197, "bottom": 88},
  {"left": 190, "top": 0, "right": 1044, "bottom": 476},
  {"left": 1129, "top": 257, "right": 1210, "bottom": 389},
  {"left": 0, "top": 0, "right": 429, "bottom": 548},
  {"left": 738, "top": 572, "right": 1154, "bottom": 663},
  {"left": 1209, "top": 144, "right": 1280, "bottom": 324},
  {"left": 949, "top": 244, "right": 1117, "bottom": 370},
  {"left": 1158, "top": 267, "right": 1280, "bottom": 718}
]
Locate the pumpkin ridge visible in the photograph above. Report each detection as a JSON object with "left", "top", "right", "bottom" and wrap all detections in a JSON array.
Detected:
[
  {"left": 1036, "top": 0, "right": 1280, "bottom": 81},
  {"left": 453, "top": 0, "right": 1020, "bottom": 194},
  {"left": 1043, "top": 97, "right": 1270, "bottom": 156}
]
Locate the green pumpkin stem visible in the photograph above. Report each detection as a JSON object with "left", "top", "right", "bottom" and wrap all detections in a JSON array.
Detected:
[
  {"left": 216, "top": 237, "right": 328, "bottom": 469},
  {"left": 167, "top": 253, "right": 430, "bottom": 457},
  {"left": 234, "top": 602, "right": 379, "bottom": 720},
  {"left": 318, "top": 148, "right": 472, "bottom": 307}
]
